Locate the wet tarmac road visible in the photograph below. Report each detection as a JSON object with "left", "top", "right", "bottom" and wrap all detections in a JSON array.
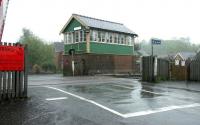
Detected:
[{"left": 1, "top": 74, "right": 200, "bottom": 125}]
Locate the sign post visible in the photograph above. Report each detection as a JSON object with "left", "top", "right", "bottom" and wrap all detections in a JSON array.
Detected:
[
  {"left": 151, "top": 38, "right": 161, "bottom": 82},
  {"left": 151, "top": 38, "right": 161, "bottom": 56}
]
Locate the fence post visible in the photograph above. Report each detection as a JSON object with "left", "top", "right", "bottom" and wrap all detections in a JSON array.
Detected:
[
  {"left": 2, "top": 71, "right": 7, "bottom": 99},
  {"left": 7, "top": 71, "right": 11, "bottom": 99},
  {"left": 12, "top": 71, "right": 16, "bottom": 98},
  {"left": 19, "top": 71, "right": 23, "bottom": 98},
  {"left": 15, "top": 71, "right": 19, "bottom": 98},
  {"left": 23, "top": 45, "right": 28, "bottom": 97},
  {"left": 19, "top": 45, "right": 23, "bottom": 98}
]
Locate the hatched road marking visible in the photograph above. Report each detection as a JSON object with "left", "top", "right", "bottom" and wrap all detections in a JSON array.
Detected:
[{"left": 45, "top": 86, "right": 200, "bottom": 118}]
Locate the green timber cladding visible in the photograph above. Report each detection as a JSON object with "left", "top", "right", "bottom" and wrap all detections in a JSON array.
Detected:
[
  {"left": 90, "top": 42, "right": 133, "bottom": 55},
  {"left": 63, "top": 18, "right": 84, "bottom": 32},
  {"left": 64, "top": 42, "right": 133, "bottom": 55},
  {"left": 60, "top": 14, "right": 138, "bottom": 55},
  {"left": 60, "top": 14, "right": 138, "bottom": 75},
  {"left": 64, "top": 42, "right": 86, "bottom": 54}
]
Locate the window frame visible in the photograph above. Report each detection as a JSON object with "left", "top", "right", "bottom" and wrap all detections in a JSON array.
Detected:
[
  {"left": 109, "top": 33, "right": 113, "bottom": 43},
  {"left": 75, "top": 31, "right": 79, "bottom": 43},
  {"left": 101, "top": 32, "right": 105, "bottom": 43}
]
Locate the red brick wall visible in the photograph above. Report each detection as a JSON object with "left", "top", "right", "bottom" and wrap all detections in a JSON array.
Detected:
[{"left": 63, "top": 54, "right": 138, "bottom": 76}]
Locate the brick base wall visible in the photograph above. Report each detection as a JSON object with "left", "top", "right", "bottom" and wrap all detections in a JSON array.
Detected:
[{"left": 63, "top": 54, "right": 139, "bottom": 76}]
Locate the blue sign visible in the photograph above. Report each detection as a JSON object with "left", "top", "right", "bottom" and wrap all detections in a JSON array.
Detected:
[{"left": 152, "top": 39, "right": 161, "bottom": 45}]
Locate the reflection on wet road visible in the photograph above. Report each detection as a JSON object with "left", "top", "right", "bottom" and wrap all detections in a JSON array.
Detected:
[
  {"left": 54, "top": 82, "right": 200, "bottom": 114},
  {"left": 2, "top": 75, "right": 200, "bottom": 125}
]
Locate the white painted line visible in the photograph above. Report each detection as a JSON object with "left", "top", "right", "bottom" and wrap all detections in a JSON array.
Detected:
[
  {"left": 46, "top": 97, "right": 68, "bottom": 101},
  {"left": 141, "top": 89, "right": 164, "bottom": 95},
  {"left": 45, "top": 86, "right": 125, "bottom": 118},
  {"left": 111, "top": 84, "right": 164, "bottom": 95},
  {"left": 44, "top": 86, "right": 200, "bottom": 119},
  {"left": 111, "top": 84, "right": 136, "bottom": 90},
  {"left": 123, "top": 103, "right": 200, "bottom": 118}
]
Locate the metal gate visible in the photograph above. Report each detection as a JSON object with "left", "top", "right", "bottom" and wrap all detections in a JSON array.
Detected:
[{"left": 0, "top": 42, "right": 28, "bottom": 101}]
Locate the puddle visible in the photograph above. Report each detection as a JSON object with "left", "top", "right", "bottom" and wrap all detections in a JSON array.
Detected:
[
  {"left": 140, "top": 91, "right": 161, "bottom": 98},
  {"left": 64, "top": 83, "right": 163, "bottom": 104},
  {"left": 113, "top": 101, "right": 135, "bottom": 105},
  {"left": 57, "top": 83, "right": 194, "bottom": 114},
  {"left": 142, "top": 85, "right": 167, "bottom": 93}
]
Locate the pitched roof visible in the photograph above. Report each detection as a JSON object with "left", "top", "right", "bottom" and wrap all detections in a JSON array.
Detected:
[
  {"left": 158, "top": 54, "right": 175, "bottom": 61},
  {"left": 60, "top": 14, "right": 138, "bottom": 36},
  {"left": 136, "top": 50, "right": 149, "bottom": 56},
  {"left": 54, "top": 42, "right": 64, "bottom": 52},
  {"left": 174, "top": 52, "right": 196, "bottom": 60}
]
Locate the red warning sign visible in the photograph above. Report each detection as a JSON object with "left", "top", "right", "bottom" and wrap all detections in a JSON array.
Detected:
[{"left": 0, "top": 45, "right": 24, "bottom": 71}]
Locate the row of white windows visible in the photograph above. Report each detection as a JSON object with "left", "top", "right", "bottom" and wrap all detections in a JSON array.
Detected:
[
  {"left": 64, "top": 30, "right": 86, "bottom": 44},
  {"left": 90, "top": 30, "right": 133, "bottom": 45},
  {"left": 64, "top": 30, "right": 134, "bottom": 46}
]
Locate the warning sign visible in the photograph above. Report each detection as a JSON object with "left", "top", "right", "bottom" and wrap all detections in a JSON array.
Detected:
[{"left": 0, "top": 45, "right": 24, "bottom": 71}]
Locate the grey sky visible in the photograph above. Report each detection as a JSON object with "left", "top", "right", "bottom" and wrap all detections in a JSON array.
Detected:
[{"left": 2, "top": 0, "right": 200, "bottom": 43}]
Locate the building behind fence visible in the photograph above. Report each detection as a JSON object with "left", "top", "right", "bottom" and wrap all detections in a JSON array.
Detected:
[
  {"left": 0, "top": 42, "right": 28, "bottom": 101},
  {"left": 143, "top": 52, "right": 200, "bottom": 82}
]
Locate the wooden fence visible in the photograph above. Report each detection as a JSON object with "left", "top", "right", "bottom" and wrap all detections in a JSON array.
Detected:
[
  {"left": 0, "top": 42, "right": 28, "bottom": 101},
  {"left": 142, "top": 56, "right": 169, "bottom": 82},
  {"left": 157, "top": 58, "right": 169, "bottom": 80},
  {"left": 142, "top": 56, "right": 154, "bottom": 82},
  {"left": 189, "top": 60, "right": 200, "bottom": 81}
]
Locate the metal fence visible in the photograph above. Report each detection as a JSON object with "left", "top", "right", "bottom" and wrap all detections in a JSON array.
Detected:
[
  {"left": 142, "top": 56, "right": 169, "bottom": 82},
  {"left": 0, "top": 43, "right": 28, "bottom": 101},
  {"left": 189, "top": 60, "right": 200, "bottom": 81}
]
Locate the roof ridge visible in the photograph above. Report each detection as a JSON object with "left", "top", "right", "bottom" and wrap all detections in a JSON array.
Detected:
[{"left": 72, "top": 13, "right": 123, "bottom": 25}]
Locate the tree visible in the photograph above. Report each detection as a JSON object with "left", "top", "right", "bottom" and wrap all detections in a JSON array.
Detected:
[
  {"left": 18, "top": 28, "right": 56, "bottom": 73},
  {"left": 140, "top": 38, "right": 200, "bottom": 55}
]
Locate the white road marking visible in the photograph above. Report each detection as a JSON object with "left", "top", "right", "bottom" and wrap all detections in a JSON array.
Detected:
[
  {"left": 123, "top": 103, "right": 200, "bottom": 118},
  {"left": 112, "top": 84, "right": 195, "bottom": 100},
  {"left": 46, "top": 97, "right": 68, "bottom": 101},
  {"left": 45, "top": 86, "right": 200, "bottom": 118},
  {"left": 111, "top": 84, "right": 164, "bottom": 95},
  {"left": 45, "top": 86, "right": 125, "bottom": 118},
  {"left": 141, "top": 89, "right": 164, "bottom": 95},
  {"left": 111, "top": 84, "right": 136, "bottom": 90}
]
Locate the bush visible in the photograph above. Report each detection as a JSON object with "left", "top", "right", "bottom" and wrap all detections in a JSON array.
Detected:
[
  {"left": 42, "top": 62, "right": 56, "bottom": 73},
  {"left": 32, "top": 64, "right": 41, "bottom": 74}
]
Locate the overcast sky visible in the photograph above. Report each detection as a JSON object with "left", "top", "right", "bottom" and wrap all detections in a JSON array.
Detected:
[{"left": 2, "top": 0, "right": 200, "bottom": 44}]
